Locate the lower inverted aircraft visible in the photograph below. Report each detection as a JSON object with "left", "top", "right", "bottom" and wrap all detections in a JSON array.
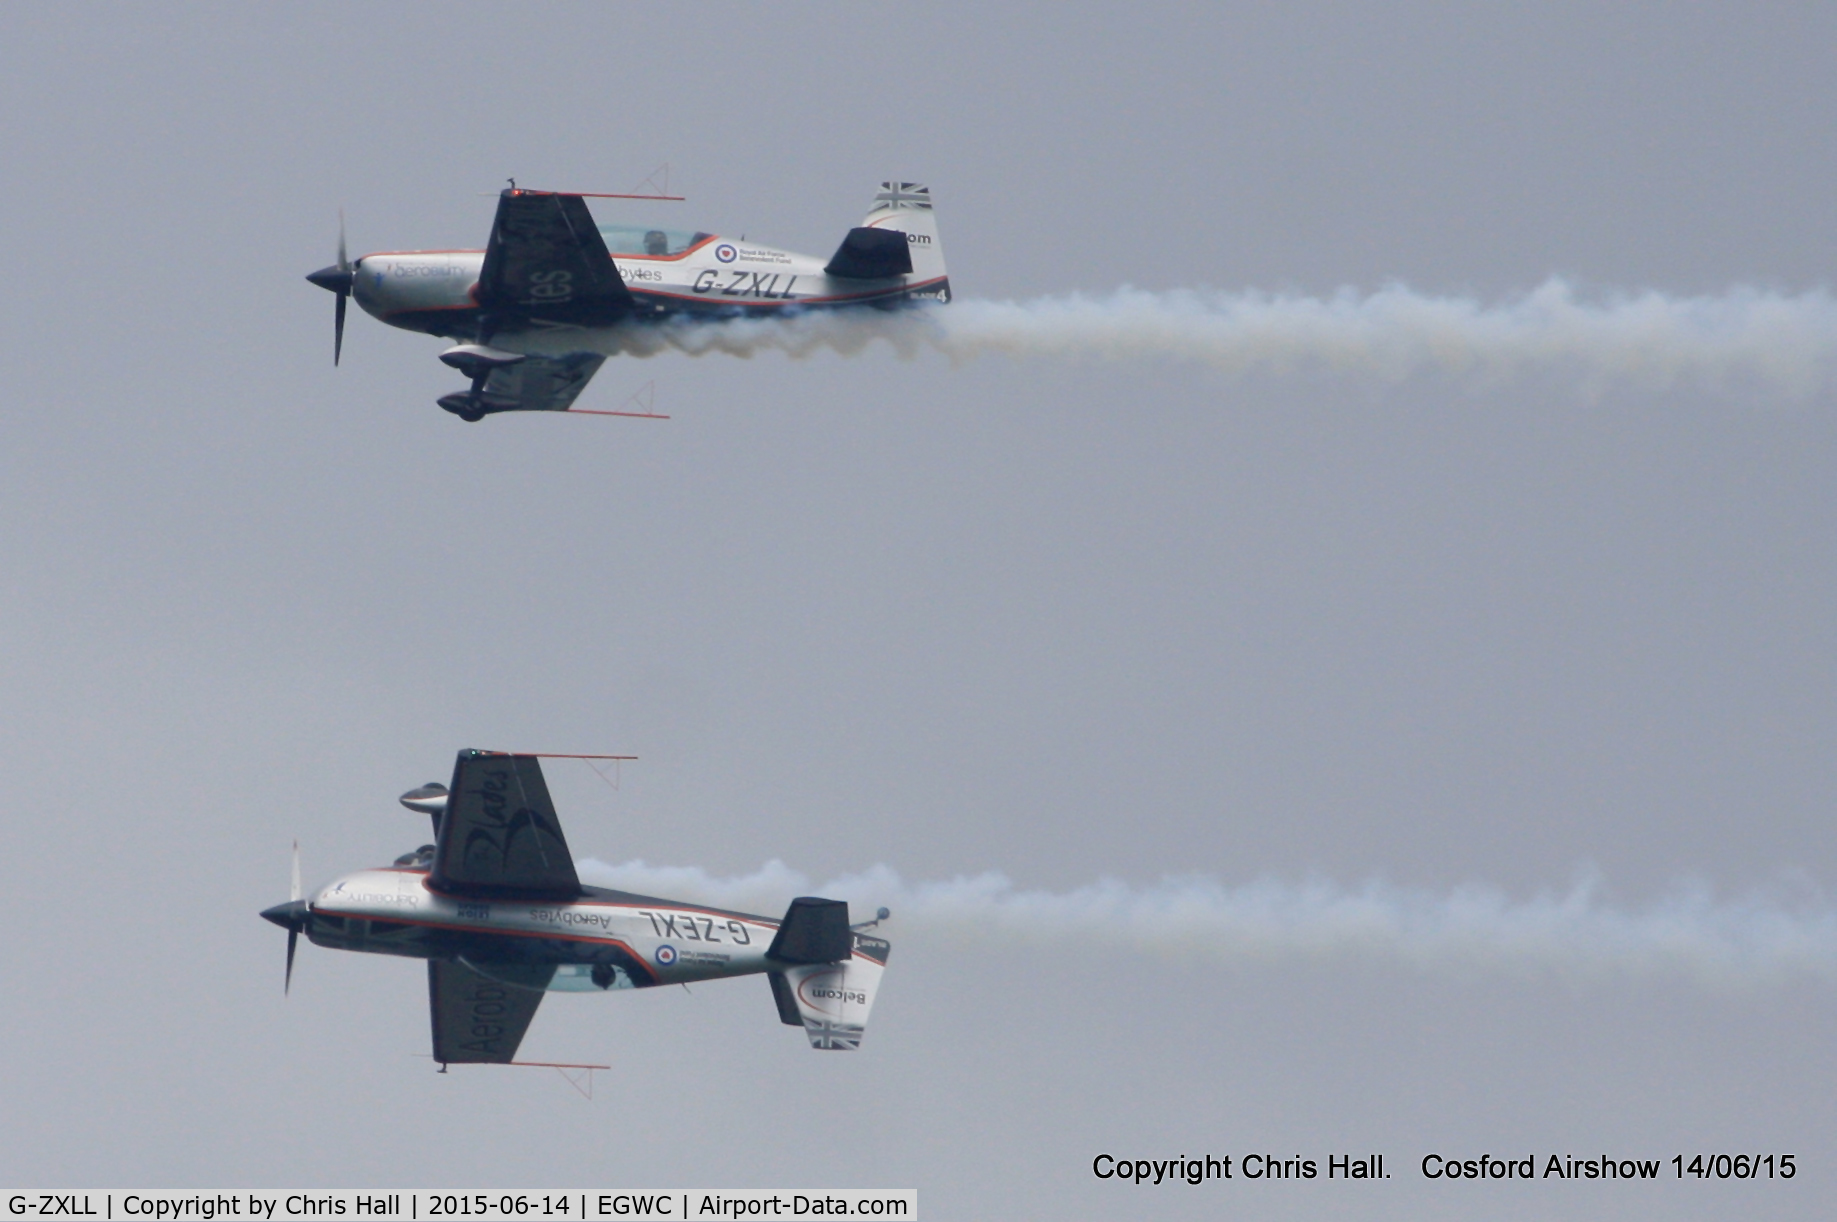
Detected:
[
  {"left": 305, "top": 181, "right": 950, "bottom": 420},
  {"left": 261, "top": 750, "right": 892, "bottom": 1066}
]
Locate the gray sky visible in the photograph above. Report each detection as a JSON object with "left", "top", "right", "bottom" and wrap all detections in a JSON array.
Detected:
[{"left": 3, "top": 3, "right": 1835, "bottom": 1217}]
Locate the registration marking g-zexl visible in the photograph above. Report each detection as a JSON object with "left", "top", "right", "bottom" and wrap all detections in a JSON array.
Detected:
[{"left": 639, "top": 909, "right": 752, "bottom": 945}]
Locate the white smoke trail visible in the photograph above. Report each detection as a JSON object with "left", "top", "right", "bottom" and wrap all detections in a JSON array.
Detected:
[
  {"left": 587, "top": 280, "right": 1837, "bottom": 394},
  {"left": 575, "top": 858, "right": 1837, "bottom": 985}
]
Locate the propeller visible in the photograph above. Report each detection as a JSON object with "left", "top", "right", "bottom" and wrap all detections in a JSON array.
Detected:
[
  {"left": 286, "top": 840, "right": 301, "bottom": 994},
  {"left": 260, "top": 843, "right": 309, "bottom": 995},
  {"left": 285, "top": 840, "right": 301, "bottom": 994},
  {"left": 304, "top": 211, "right": 354, "bottom": 365}
]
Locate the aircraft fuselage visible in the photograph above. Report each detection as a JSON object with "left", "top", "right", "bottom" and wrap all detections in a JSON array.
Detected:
[
  {"left": 354, "top": 232, "right": 948, "bottom": 346},
  {"left": 306, "top": 865, "right": 792, "bottom": 991}
]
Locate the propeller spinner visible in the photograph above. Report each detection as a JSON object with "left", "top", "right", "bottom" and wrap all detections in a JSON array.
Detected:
[{"left": 304, "top": 212, "right": 354, "bottom": 365}]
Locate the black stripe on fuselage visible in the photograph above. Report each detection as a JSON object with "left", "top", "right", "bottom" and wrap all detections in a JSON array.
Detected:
[{"left": 307, "top": 915, "right": 663, "bottom": 984}]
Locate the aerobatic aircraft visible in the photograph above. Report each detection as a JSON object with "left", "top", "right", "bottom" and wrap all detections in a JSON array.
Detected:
[
  {"left": 305, "top": 182, "right": 950, "bottom": 420},
  {"left": 261, "top": 749, "right": 892, "bottom": 1066}
]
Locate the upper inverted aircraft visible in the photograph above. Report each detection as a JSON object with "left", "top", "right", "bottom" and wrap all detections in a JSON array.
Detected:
[
  {"left": 305, "top": 182, "right": 950, "bottom": 420},
  {"left": 261, "top": 749, "right": 892, "bottom": 1066}
]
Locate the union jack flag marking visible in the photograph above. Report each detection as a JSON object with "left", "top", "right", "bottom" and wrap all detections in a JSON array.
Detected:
[
  {"left": 804, "top": 1019, "right": 866, "bottom": 1051},
  {"left": 874, "top": 182, "right": 932, "bottom": 211}
]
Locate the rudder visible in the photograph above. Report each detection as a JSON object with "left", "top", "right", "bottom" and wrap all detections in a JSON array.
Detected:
[
  {"left": 860, "top": 181, "right": 949, "bottom": 301},
  {"left": 766, "top": 914, "right": 892, "bottom": 1051}
]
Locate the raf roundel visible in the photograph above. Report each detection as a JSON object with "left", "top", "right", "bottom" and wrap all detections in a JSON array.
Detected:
[
  {"left": 655, "top": 944, "right": 678, "bottom": 966},
  {"left": 714, "top": 243, "right": 738, "bottom": 263}
]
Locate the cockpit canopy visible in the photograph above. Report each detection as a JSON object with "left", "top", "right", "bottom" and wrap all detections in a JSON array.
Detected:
[{"left": 597, "top": 224, "right": 711, "bottom": 257}]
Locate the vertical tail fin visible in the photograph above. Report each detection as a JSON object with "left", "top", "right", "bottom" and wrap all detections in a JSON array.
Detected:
[
  {"left": 862, "top": 182, "right": 949, "bottom": 301},
  {"left": 766, "top": 899, "right": 892, "bottom": 1052}
]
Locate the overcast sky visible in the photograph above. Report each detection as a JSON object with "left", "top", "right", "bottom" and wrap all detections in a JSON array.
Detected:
[{"left": 3, "top": 4, "right": 1835, "bottom": 1218}]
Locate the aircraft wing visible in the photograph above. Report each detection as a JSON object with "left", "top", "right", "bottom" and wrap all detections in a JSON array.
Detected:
[
  {"left": 477, "top": 190, "right": 634, "bottom": 328},
  {"left": 478, "top": 352, "right": 606, "bottom": 413},
  {"left": 428, "top": 960, "right": 552, "bottom": 1064},
  {"left": 430, "top": 750, "right": 582, "bottom": 898}
]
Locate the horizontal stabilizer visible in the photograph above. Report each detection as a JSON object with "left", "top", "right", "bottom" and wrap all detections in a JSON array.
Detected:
[
  {"left": 767, "top": 896, "right": 852, "bottom": 963},
  {"left": 825, "top": 227, "right": 913, "bottom": 280}
]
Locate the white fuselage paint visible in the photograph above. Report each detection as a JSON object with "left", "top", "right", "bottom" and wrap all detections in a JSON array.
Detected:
[
  {"left": 351, "top": 230, "right": 947, "bottom": 350},
  {"left": 311, "top": 866, "right": 786, "bottom": 985}
]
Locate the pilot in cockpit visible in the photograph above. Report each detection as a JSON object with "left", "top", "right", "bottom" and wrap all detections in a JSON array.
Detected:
[{"left": 644, "top": 229, "right": 669, "bottom": 256}]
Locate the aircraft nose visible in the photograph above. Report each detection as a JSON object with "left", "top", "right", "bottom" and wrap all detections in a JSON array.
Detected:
[
  {"left": 305, "top": 265, "right": 355, "bottom": 294},
  {"left": 261, "top": 899, "right": 310, "bottom": 930}
]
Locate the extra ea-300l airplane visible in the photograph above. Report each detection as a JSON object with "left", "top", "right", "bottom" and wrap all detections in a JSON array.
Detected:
[
  {"left": 261, "top": 749, "right": 891, "bottom": 1066},
  {"left": 306, "top": 181, "right": 949, "bottom": 420}
]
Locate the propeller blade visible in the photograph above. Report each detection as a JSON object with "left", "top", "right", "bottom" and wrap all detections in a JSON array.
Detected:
[
  {"left": 285, "top": 841, "right": 302, "bottom": 993},
  {"left": 303, "top": 213, "right": 356, "bottom": 366},
  {"left": 335, "top": 212, "right": 349, "bottom": 366}
]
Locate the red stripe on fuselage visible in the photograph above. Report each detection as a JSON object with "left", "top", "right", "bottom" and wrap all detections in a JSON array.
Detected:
[{"left": 362, "top": 869, "right": 781, "bottom": 928}]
